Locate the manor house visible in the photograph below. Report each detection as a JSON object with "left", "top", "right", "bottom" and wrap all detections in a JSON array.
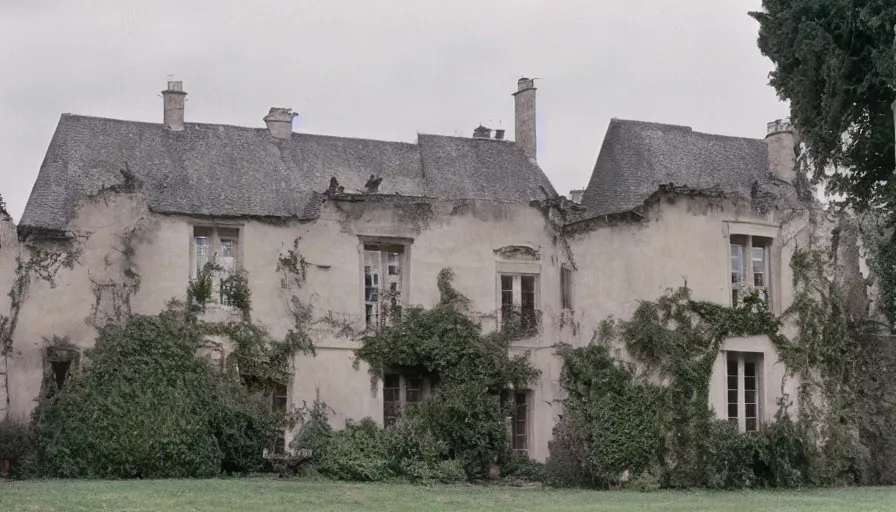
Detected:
[{"left": 0, "top": 78, "right": 810, "bottom": 461}]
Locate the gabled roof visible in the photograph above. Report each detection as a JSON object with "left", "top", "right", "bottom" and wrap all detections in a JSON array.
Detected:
[
  {"left": 580, "top": 119, "right": 771, "bottom": 216},
  {"left": 20, "top": 114, "right": 557, "bottom": 233}
]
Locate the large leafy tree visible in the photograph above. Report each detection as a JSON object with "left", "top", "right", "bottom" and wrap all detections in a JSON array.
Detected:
[{"left": 751, "top": 1, "right": 896, "bottom": 212}]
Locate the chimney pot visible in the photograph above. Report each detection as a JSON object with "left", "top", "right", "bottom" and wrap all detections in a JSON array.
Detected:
[
  {"left": 473, "top": 125, "right": 491, "bottom": 139},
  {"left": 161, "top": 80, "right": 187, "bottom": 131},
  {"left": 264, "top": 107, "right": 298, "bottom": 139},
  {"left": 512, "top": 77, "right": 537, "bottom": 160},
  {"left": 569, "top": 189, "right": 585, "bottom": 204},
  {"left": 494, "top": 129, "right": 505, "bottom": 140}
]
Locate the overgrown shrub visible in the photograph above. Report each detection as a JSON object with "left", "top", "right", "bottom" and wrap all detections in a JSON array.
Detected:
[
  {"left": 0, "top": 418, "right": 33, "bottom": 479},
  {"left": 544, "top": 413, "right": 589, "bottom": 487},
  {"left": 318, "top": 419, "right": 392, "bottom": 482},
  {"left": 30, "top": 308, "right": 279, "bottom": 478},
  {"left": 503, "top": 452, "right": 546, "bottom": 482}
]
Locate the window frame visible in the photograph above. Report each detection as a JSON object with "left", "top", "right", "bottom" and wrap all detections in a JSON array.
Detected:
[
  {"left": 189, "top": 224, "right": 243, "bottom": 306},
  {"left": 268, "top": 382, "right": 289, "bottom": 456},
  {"left": 728, "top": 234, "right": 772, "bottom": 308},
  {"left": 560, "top": 264, "right": 573, "bottom": 311},
  {"left": 361, "top": 239, "right": 411, "bottom": 332},
  {"left": 382, "top": 372, "right": 430, "bottom": 427},
  {"left": 725, "top": 351, "right": 763, "bottom": 433},
  {"left": 497, "top": 272, "right": 541, "bottom": 333},
  {"left": 511, "top": 390, "right": 531, "bottom": 457}
]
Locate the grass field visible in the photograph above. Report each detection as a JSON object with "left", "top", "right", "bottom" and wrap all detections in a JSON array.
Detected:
[{"left": 1, "top": 479, "right": 895, "bottom": 512}]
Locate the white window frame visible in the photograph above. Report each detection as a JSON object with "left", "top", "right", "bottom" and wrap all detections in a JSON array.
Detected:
[
  {"left": 726, "top": 351, "right": 763, "bottom": 433},
  {"left": 361, "top": 240, "right": 410, "bottom": 331},
  {"left": 729, "top": 235, "right": 772, "bottom": 308},
  {"left": 190, "top": 224, "right": 242, "bottom": 306}
]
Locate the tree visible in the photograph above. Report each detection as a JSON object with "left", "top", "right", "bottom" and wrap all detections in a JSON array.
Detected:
[{"left": 751, "top": 1, "right": 896, "bottom": 212}]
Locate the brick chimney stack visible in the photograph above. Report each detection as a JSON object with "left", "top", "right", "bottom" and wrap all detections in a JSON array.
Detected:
[
  {"left": 512, "top": 77, "right": 537, "bottom": 161},
  {"left": 162, "top": 80, "right": 187, "bottom": 131},
  {"left": 264, "top": 107, "right": 298, "bottom": 139}
]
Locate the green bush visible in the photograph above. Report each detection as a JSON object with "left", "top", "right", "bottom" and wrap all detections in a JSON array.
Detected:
[
  {"left": 503, "top": 452, "right": 545, "bottom": 482},
  {"left": 355, "top": 269, "right": 539, "bottom": 479},
  {"left": 318, "top": 419, "right": 392, "bottom": 482},
  {"left": 544, "top": 413, "right": 589, "bottom": 487},
  {"left": 381, "top": 414, "right": 449, "bottom": 482},
  {"left": 699, "top": 420, "right": 760, "bottom": 489},
  {"left": 433, "top": 459, "right": 468, "bottom": 483},
  {"left": 0, "top": 418, "right": 33, "bottom": 479},
  {"left": 290, "top": 395, "right": 334, "bottom": 466},
  {"left": 30, "top": 310, "right": 278, "bottom": 478}
]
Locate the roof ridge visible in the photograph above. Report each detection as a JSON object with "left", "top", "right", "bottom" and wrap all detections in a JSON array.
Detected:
[{"left": 610, "top": 117, "right": 764, "bottom": 142}]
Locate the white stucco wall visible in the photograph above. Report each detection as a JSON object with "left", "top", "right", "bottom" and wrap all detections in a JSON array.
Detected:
[{"left": 3, "top": 190, "right": 811, "bottom": 463}]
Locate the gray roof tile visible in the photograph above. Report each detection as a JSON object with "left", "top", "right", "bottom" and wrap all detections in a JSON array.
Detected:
[
  {"left": 580, "top": 119, "right": 770, "bottom": 215},
  {"left": 20, "top": 115, "right": 556, "bottom": 232}
]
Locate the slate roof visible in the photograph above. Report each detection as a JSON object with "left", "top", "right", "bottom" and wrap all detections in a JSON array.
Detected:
[
  {"left": 20, "top": 114, "right": 557, "bottom": 233},
  {"left": 580, "top": 119, "right": 771, "bottom": 216}
]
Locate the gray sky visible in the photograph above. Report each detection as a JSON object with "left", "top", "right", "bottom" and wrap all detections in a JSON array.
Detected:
[{"left": 0, "top": 0, "right": 787, "bottom": 223}]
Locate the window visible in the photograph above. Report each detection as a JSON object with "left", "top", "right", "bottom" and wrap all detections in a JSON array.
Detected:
[
  {"left": 511, "top": 391, "right": 530, "bottom": 456},
  {"left": 383, "top": 373, "right": 429, "bottom": 427},
  {"left": 730, "top": 235, "right": 771, "bottom": 307},
  {"left": 499, "top": 274, "right": 540, "bottom": 334},
  {"left": 43, "top": 345, "right": 79, "bottom": 398},
  {"left": 364, "top": 244, "right": 405, "bottom": 330},
  {"left": 191, "top": 226, "right": 241, "bottom": 305},
  {"left": 726, "top": 352, "right": 762, "bottom": 432},
  {"left": 269, "top": 383, "right": 289, "bottom": 455},
  {"left": 560, "top": 264, "right": 573, "bottom": 310}
]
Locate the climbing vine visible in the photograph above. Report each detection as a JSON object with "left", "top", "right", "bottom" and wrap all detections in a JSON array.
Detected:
[{"left": 355, "top": 268, "right": 540, "bottom": 477}]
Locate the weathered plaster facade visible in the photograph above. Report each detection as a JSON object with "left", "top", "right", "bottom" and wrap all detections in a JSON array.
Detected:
[{"left": 1, "top": 78, "right": 831, "bottom": 462}]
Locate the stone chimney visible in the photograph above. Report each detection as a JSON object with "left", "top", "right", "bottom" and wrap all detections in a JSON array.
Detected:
[
  {"left": 162, "top": 80, "right": 187, "bottom": 131},
  {"left": 473, "top": 125, "right": 491, "bottom": 139},
  {"left": 512, "top": 77, "right": 537, "bottom": 161},
  {"left": 569, "top": 189, "right": 584, "bottom": 204},
  {"left": 765, "top": 119, "right": 798, "bottom": 183},
  {"left": 264, "top": 107, "right": 298, "bottom": 139}
]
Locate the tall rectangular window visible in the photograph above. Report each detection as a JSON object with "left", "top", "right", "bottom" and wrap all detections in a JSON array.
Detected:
[
  {"left": 269, "top": 383, "right": 288, "bottom": 455},
  {"left": 726, "top": 352, "right": 762, "bottom": 432},
  {"left": 364, "top": 244, "right": 405, "bottom": 330},
  {"left": 499, "top": 274, "right": 539, "bottom": 334},
  {"left": 191, "top": 226, "right": 241, "bottom": 306},
  {"left": 560, "top": 264, "right": 573, "bottom": 310},
  {"left": 512, "top": 391, "right": 529, "bottom": 456},
  {"left": 729, "top": 235, "right": 771, "bottom": 307}
]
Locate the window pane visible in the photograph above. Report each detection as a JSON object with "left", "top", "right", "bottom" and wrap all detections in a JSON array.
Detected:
[
  {"left": 727, "top": 360, "right": 738, "bottom": 377},
  {"left": 746, "top": 418, "right": 757, "bottom": 432},
  {"left": 383, "top": 374, "right": 401, "bottom": 427},
  {"left": 51, "top": 360, "right": 71, "bottom": 390},
  {"left": 727, "top": 389, "right": 737, "bottom": 404},
  {"left": 744, "top": 362, "right": 756, "bottom": 378},
  {"left": 219, "top": 239, "right": 236, "bottom": 274},
  {"left": 512, "top": 391, "right": 528, "bottom": 451},
  {"left": 745, "top": 390, "right": 755, "bottom": 404},
  {"left": 406, "top": 377, "right": 423, "bottom": 405},
  {"left": 727, "top": 376, "right": 738, "bottom": 390},
  {"left": 561, "top": 265, "right": 572, "bottom": 310},
  {"left": 730, "top": 244, "right": 743, "bottom": 283},
  {"left": 728, "top": 403, "right": 738, "bottom": 419},
  {"left": 194, "top": 236, "right": 209, "bottom": 277},
  {"left": 745, "top": 403, "right": 757, "bottom": 419}
]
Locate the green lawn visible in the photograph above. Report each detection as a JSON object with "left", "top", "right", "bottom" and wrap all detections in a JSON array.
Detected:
[{"left": 1, "top": 479, "right": 895, "bottom": 512}]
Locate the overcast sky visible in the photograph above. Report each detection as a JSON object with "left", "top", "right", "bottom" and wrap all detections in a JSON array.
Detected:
[{"left": 0, "top": 0, "right": 787, "bottom": 223}]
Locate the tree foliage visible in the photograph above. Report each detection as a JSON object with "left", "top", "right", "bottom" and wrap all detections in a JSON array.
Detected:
[{"left": 751, "top": 1, "right": 896, "bottom": 212}]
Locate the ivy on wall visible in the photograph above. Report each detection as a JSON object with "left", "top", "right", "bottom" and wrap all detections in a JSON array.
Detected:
[{"left": 354, "top": 268, "right": 540, "bottom": 477}]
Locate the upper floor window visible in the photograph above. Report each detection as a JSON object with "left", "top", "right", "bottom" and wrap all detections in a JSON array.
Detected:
[
  {"left": 364, "top": 243, "right": 406, "bottom": 330},
  {"left": 191, "top": 226, "right": 241, "bottom": 306},
  {"left": 726, "top": 352, "right": 762, "bottom": 432},
  {"left": 730, "top": 235, "right": 771, "bottom": 307},
  {"left": 499, "top": 274, "right": 540, "bottom": 334},
  {"left": 560, "top": 264, "right": 573, "bottom": 310}
]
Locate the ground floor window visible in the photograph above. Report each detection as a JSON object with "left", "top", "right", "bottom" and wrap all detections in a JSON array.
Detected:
[
  {"left": 383, "top": 373, "right": 429, "bottom": 427},
  {"left": 511, "top": 390, "right": 530, "bottom": 456},
  {"left": 269, "top": 383, "right": 288, "bottom": 455},
  {"left": 726, "top": 352, "right": 762, "bottom": 432}
]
